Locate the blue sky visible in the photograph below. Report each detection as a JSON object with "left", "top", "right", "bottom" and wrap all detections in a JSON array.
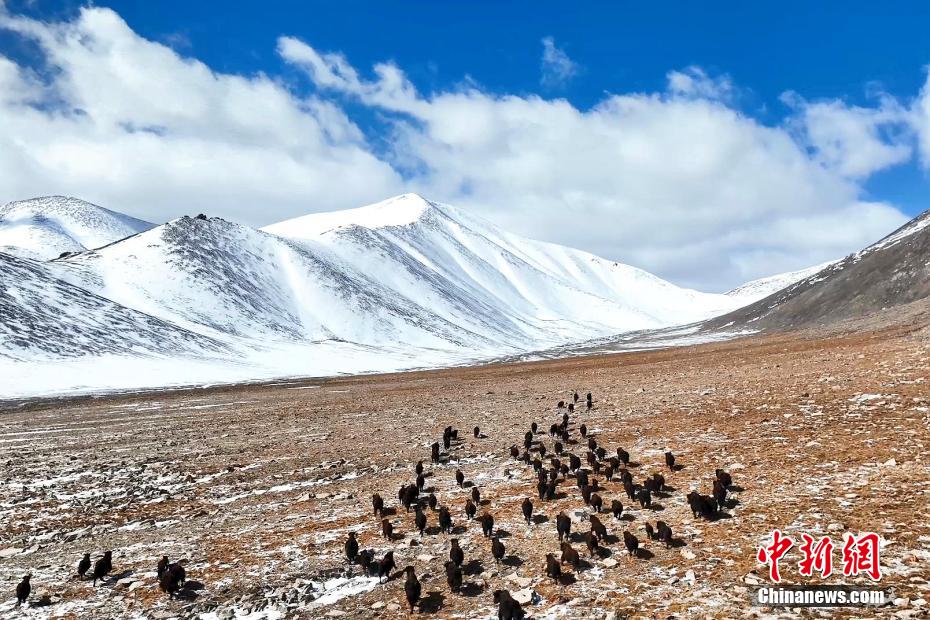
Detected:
[{"left": 0, "top": 1, "right": 928, "bottom": 289}]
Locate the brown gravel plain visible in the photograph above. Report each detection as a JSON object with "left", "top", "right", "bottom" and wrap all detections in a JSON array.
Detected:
[{"left": 1, "top": 321, "right": 930, "bottom": 619}]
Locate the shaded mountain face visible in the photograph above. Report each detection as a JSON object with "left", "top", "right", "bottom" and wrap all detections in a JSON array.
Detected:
[
  {"left": 706, "top": 209, "right": 930, "bottom": 330},
  {"left": 0, "top": 196, "right": 153, "bottom": 260}
]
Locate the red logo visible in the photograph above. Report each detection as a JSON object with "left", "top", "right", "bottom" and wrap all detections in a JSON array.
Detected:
[{"left": 757, "top": 530, "right": 881, "bottom": 582}]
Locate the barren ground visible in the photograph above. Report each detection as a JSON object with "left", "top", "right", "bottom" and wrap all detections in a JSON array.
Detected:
[{"left": 1, "top": 324, "right": 929, "bottom": 619}]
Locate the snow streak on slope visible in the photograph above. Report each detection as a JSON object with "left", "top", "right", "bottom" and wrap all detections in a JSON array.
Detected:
[
  {"left": 0, "top": 253, "right": 226, "bottom": 362},
  {"left": 0, "top": 196, "right": 153, "bottom": 260},
  {"left": 725, "top": 260, "right": 837, "bottom": 301}
]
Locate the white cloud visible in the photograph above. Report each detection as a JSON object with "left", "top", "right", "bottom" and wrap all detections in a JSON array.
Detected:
[
  {"left": 782, "top": 91, "right": 913, "bottom": 178},
  {"left": 540, "top": 36, "right": 578, "bottom": 88},
  {"left": 0, "top": 6, "right": 918, "bottom": 290}
]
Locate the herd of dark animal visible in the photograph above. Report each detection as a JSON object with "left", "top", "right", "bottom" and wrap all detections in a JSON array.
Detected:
[
  {"left": 11, "top": 390, "right": 737, "bottom": 616},
  {"left": 13, "top": 549, "right": 187, "bottom": 607},
  {"left": 344, "top": 390, "right": 739, "bottom": 618}
]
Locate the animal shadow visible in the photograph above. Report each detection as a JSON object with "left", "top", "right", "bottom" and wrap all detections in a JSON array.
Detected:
[{"left": 418, "top": 591, "right": 445, "bottom": 613}]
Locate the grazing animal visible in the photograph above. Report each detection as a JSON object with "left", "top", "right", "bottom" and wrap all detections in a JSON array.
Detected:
[
  {"left": 580, "top": 484, "right": 593, "bottom": 505},
  {"left": 576, "top": 469, "right": 589, "bottom": 489},
  {"left": 471, "top": 486, "right": 481, "bottom": 504},
  {"left": 445, "top": 561, "right": 463, "bottom": 592},
  {"left": 77, "top": 553, "right": 91, "bottom": 579},
  {"left": 416, "top": 460, "right": 424, "bottom": 476},
  {"left": 653, "top": 472, "right": 666, "bottom": 492},
  {"left": 345, "top": 532, "right": 359, "bottom": 563},
  {"left": 657, "top": 520, "right": 673, "bottom": 548},
  {"left": 611, "top": 499, "right": 623, "bottom": 520},
  {"left": 532, "top": 458, "right": 543, "bottom": 473},
  {"left": 439, "top": 507, "right": 454, "bottom": 533},
  {"left": 431, "top": 442, "right": 441, "bottom": 463},
  {"left": 450, "top": 539, "right": 464, "bottom": 567},
  {"left": 617, "top": 447, "right": 630, "bottom": 465},
  {"left": 556, "top": 511, "right": 571, "bottom": 542},
  {"left": 510, "top": 445, "right": 520, "bottom": 459},
  {"left": 687, "top": 492, "right": 718, "bottom": 520},
  {"left": 403, "top": 566, "right": 421, "bottom": 612},
  {"left": 474, "top": 426, "right": 480, "bottom": 438},
  {"left": 587, "top": 437, "right": 597, "bottom": 452},
  {"left": 713, "top": 479, "right": 728, "bottom": 505},
  {"left": 15, "top": 575, "right": 29, "bottom": 607},
  {"left": 538, "top": 443, "right": 547, "bottom": 458},
  {"left": 623, "top": 478, "right": 636, "bottom": 500},
  {"left": 416, "top": 473, "right": 426, "bottom": 491},
  {"left": 665, "top": 451, "right": 676, "bottom": 470},
  {"left": 92, "top": 551, "right": 112, "bottom": 586},
  {"left": 549, "top": 423, "right": 559, "bottom": 437},
  {"left": 377, "top": 551, "right": 396, "bottom": 582},
  {"left": 716, "top": 469, "right": 733, "bottom": 488},
  {"left": 605, "top": 466, "right": 614, "bottom": 482},
  {"left": 402, "top": 485, "right": 418, "bottom": 511},
  {"left": 554, "top": 441, "right": 563, "bottom": 455},
  {"left": 372, "top": 493, "right": 384, "bottom": 517},
  {"left": 522, "top": 498, "right": 533, "bottom": 524},
  {"left": 637, "top": 488, "right": 652, "bottom": 509},
  {"left": 159, "top": 563, "right": 186, "bottom": 598},
  {"left": 545, "top": 479, "right": 557, "bottom": 500},
  {"left": 590, "top": 514, "right": 608, "bottom": 540},
  {"left": 645, "top": 522, "right": 655, "bottom": 540},
  {"left": 568, "top": 403, "right": 574, "bottom": 414},
  {"left": 557, "top": 400, "right": 565, "bottom": 409},
  {"left": 620, "top": 469, "right": 633, "bottom": 485},
  {"left": 585, "top": 531, "right": 600, "bottom": 556},
  {"left": 531, "top": 422, "right": 538, "bottom": 434},
  {"left": 569, "top": 454, "right": 581, "bottom": 472},
  {"left": 494, "top": 589, "right": 526, "bottom": 620},
  {"left": 545, "top": 553, "right": 562, "bottom": 584},
  {"left": 428, "top": 493, "right": 438, "bottom": 511},
  {"left": 573, "top": 391, "right": 579, "bottom": 403},
  {"left": 492, "top": 537, "right": 506, "bottom": 564},
  {"left": 455, "top": 469, "right": 465, "bottom": 487},
  {"left": 443, "top": 430, "right": 452, "bottom": 450},
  {"left": 537, "top": 479, "right": 548, "bottom": 500},
  {"left": 415, "top": 508, "right": 428, "bottom": 536},
  {"left": 560, "top": 542, "right": 581, "bottom": 568},
  {"left": 465, "top": 498, "right": 478, "bottom": 520},
  {"left": 481, "top": 512, "right": 495, "bottom": 537},
  {"left": 382, "top": 519, "right": 393, "bottom": 540},
  {"left": 590, "top": 493, "right": 603, "bottom": 513},
  {"left": 580, "top": 424, "right": 587, "bottom": 438},
  {"left": 358, "top": 549, "right": 375, "bottom": 575},
  {"left": 623, "top": 531, "right": 639, "bottom": 557},
  {"left": 157, "top": 555, "right": 170, "bottom": 578}
]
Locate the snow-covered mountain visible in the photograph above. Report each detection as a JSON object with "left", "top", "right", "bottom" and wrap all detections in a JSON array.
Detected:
[
  {"left": 0, "top": 193, "right": 817, "bottom": 397},
  {"left": 724, "top": 260, "right": 836, "bottom": 301},
  {"left": 0, "top": 196, "right": 153, "bottom": 260}
]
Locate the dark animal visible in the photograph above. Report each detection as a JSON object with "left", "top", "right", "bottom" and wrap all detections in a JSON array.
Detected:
[
  {"left": 716, "top": 469, "right": 733, "bottom": 488},
  {"left": 510, "top": 445, "right": 520, "bottom": 459},
  {"left": 537, "top": 479, "right": 548, "bottom": 500},
  {"left": 568, "top": 403, "right": 574, "bottom": 414},
  {"left": 573, "top": 391, "right": 579, "bottom": 403},
  {"left": 687, "top": 491, "right": 718, "bottom": 520},
  {"left": 416, "top": 473, "right": 426, "bottom": 491},
  {"left": 416, "top": 460, "right": 424, "bottom": 476},
  {"left": 590, "top": 514, "right": 608, "bottom": 540},
  {"left": 377, "top": 551, "right": 396, "bottom": 582},
  {"left": 554, "top": 441, "right": 563, "bottom": 455},
  {"left": 455, "top": 469, "right": 465, "bottom": 487},
  {"left": 623, "top": 531, "right": 639, "bottom": 557},
  {"left": 465, "top": 498, "right": 478, "bottom": 520},
  {"left": 78, "top": 553, "right": 91, "bottom": 579},
  {"left": 358, "top": 549, "right": 375, "bottom": 575},
  {"left": 474, "top": 426, "right": 480, "bottom": 438},
  {"left": 404, "top": 566, "right": 421, "bottom": 612},
  {"left": 605, "top": 466, "right": 614, "bottom": 482},
  {"left": 645, "top": 522, "right": 655, "bottom": 540},
  {"left": 431, "top": 442, "right": 441, "bottom": 463},
  {"left": 92, "top": 551, "right": 112, "bottom": 586},
  {"left": 576, "top": 469, "right": 589, "bottom": 489},
  {"left": 557, "top": 400, "right": 565, "bottom": 409},
  {"left": 494, "top": 589, "right": 526, "bottom": 620},
  {"left": 611, "top": 499, "right": 623, "bottom": 520},
  {"left": 580, "top": 424, "right": 587, "bottom": 438},
  {"left": 345, "top": 532, "right": 359, "bottom": 562},
  {"left": 623, "top": 478, "right": 636, "bottom": 500},
  {"left": 665, "top": 451, "right": 676, "bottom": 470},
  {"left": 157, "top": 555, "right": 170, "bottom": 578},
  {"left": 556, "top": 511, "right": 571, "bottom": 542},
  {"left": 580, "top": 484, "right": 593, "bottom": 505},
  {"left": 415, "top": 508, "right": 427, "bottom": 536},
  {"left": 402, "top": 484, "right": 418, "bottom": 511},
  {"left": 381, "top": 519, "right": 393, "bottom": 540},
  {"left": 637, "top": 487, "right": 652, "bottom": 509},
  {"left": 545, "top": 479, "right": 557, "bottom": 500},
  {"left": 585, "top": 531, "right": 600, "bottom": 556},
  {"left": 590, "top": 493, "right": 603, "bottom": 513},
  {"left": 471, "top": 486, "right": 481, "bottom": 504},
  {"left": 531, "top": 422, "right": 538, "bottom": 434},
  {"left": 428, "top": 493, "right": 438, "bottom": 511},
  {"left": 549, "top": 423, "right": 559, "bottom": 437},
  {"left": 439, "top": 507, "right": 454, "bottom": 533},
  {"left": 713, "top": 479, "right": 728, "bottom": 505},
  {"left": 159, "top": 563, "right": 186, "bottom": 598},
  {"left": 372, "top": 493, "right": 384, "bottom": 517},
  {"left": 450, "top": 539, "right": 464, "bottom": 567},
  {"left": 569, "top": 454, "right": 581, "bottom": 472},
  {"left": 617, "top": 447, "right": 630, "bottom": 465},
  {"left": 445, "top": 561, "right": 463, "bottom": 592},
  {"left": 657, "top": 520, "right": 673, "bottom": 548},
  {"left": 481, "top": 512, "right": 495, "bottom": 537},
  {"left": 545, "top": 553, "right": 562, "bottom": 583},
  {"left": 522, "top": 497, "right": 533, "bottom": 524},
  {"left": 15, "top": 575, "right": 29, "bottom": 607},
  {"left": 560, "top": 542, "right": 581, "bottom": 568},
  {"left": 492, "top": 537, "right": 506, "bottom": 564}
]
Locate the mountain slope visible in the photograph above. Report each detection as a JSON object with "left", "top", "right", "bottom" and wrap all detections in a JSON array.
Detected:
[
  {"left": 0, "top": 196, "right": 153, "bottom": 260},
  {"left": 706, "top": 208, "right": 930, "bottom": 330}
]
